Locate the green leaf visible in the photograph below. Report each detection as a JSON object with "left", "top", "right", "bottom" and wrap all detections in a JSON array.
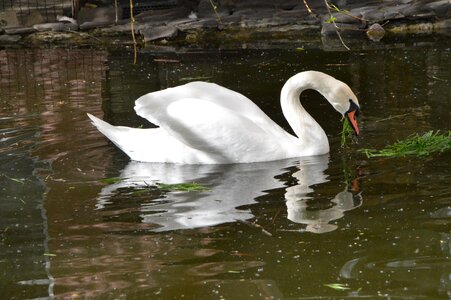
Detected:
[
  {"left": 328, "top": 3, "right": 341, "bottom": 12},
  {"left": 325, "top": 16, "right": 337, "bottom": 23}
]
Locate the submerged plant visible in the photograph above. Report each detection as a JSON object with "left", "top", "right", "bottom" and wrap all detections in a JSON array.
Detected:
[{"left": 360, "top": 130, "right": 451, "bottom": 158}]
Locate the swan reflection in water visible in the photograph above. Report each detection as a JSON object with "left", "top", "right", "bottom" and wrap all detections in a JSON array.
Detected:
[
  {"left": 285, "top": 157, "right": 362, "bottom": 233},
  {"left": 96, "top": 155, "right": 362, "bottom": 233}
]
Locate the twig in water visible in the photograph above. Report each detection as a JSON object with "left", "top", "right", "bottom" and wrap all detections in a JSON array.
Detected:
[
  {"left": 375, "top": 113, "right": 410, "bottom": 123},
  {"left": 114, "top": 0, "right": 119, "bottom": 24},
  {"left": 328, "top": 2, "right": 367, "bottom": 22},
  {"left": 301, "top": 0, "right": 317, "bottom": 18},
  {"left": 323, "top": 0, "right": 350, "bottom": 50},
  {"left": 271, "top": 206, "right": 283, "bottom": 225},
  {"left": 1, "top": 173, "right": 25, "bottom": 184},
  {"left": 129, "top": 0, "right": 137, "bottom": 64},
  {"left": 208, "top": 0, "right": 222, "bottom": 23},
  {"left": 237, "top": 220, "right": 272, "bottom": 236}
]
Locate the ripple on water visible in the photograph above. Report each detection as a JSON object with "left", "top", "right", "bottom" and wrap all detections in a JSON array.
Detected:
[{"left": 339, "top": 230, "right": 450, "bottom": 298}]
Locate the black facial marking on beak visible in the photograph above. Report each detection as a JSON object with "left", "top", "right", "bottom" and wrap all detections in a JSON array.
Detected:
[{"left": 345, "top": 100, "right": 360, "bottom": 135}]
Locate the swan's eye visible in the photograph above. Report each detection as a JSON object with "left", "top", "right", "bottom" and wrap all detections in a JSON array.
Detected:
[{"left": 347, "top": 99, "right": 360, "bottom": 117}]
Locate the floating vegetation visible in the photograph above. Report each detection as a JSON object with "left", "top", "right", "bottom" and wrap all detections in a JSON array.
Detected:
[
  {"left": 340, "top": 117, "right": 355, "bottom": 147},
  {"left": 99, "top": 177, "right": 209, "bottom": 192},
  {"left": 131, "top": 188, "right": 150, "bottom": 196},
  {"left": 131, "top": 183, "right": 209, "bottom": 195},
  {"left": 98, "top": 177, "right": 124, "bottom": 184},
  {"left": 156, "top": 182, "right": 209, "bottom": 192},
  {"left": 360, "top": 130, "right": 451, "bottom": 158},
  {"left": 0, "top": 173, "right": 25, "bottom": 184},
  {"left": 179, "top": 76, "right": 213, "bottom": 82},
  {"left": 324, "top": 283, "right": 350, "bottom": 291},
  {"left": 43, "top": 253, "right": 57, "bottom": 257},
  {"left": 237, "top": 219, "right": 272, "bottom": 236}
]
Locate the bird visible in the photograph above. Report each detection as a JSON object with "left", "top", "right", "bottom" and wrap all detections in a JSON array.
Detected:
[{"left": 88, "top": 71, "right": 360, "bottom": 164}]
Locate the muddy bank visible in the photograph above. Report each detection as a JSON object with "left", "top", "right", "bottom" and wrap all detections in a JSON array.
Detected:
[{"left": 0, "top": 0, "right": 449, "bottom": 48}]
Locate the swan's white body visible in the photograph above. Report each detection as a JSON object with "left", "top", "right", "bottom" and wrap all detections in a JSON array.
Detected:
[{"left": 88, "top": 71, "right": 360, "bottom": 164}]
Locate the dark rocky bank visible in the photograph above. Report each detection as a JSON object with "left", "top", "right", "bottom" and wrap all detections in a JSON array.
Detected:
[{"left": 0, "top": 0, "right": 449, "bottom": 48}]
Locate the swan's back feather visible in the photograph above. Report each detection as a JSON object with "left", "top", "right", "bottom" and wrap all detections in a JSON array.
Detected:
[
  {"left": 130, "top": 82, "right": 304, "bottom": 162},
  {"left": 135, "top": 82, "right": 272, "bottom": 127},
  {"left": 159, "top": 99, "right": 290, "bottom": 162}
]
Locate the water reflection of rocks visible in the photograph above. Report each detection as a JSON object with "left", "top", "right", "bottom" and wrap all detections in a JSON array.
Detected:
[{"left": 96, "top": 155, "right": 362, "bottom": 233}]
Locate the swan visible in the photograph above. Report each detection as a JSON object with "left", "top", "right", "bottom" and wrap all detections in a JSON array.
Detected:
[{"left": 88, "top": 71, "right": 360, "bottom": 164}]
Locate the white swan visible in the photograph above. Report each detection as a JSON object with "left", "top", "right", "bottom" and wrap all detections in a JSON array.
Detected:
[{"left": 88, "top": 71, "right": 360, "bottom": 164}]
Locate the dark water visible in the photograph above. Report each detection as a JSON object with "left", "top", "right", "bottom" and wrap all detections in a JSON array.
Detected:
[{"left": 0, "top": 40, "right": 450, "bottom": 299}]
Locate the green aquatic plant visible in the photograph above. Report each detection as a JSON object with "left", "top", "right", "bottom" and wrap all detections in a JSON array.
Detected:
[
  {"left": 99, "top": 177, "right": 209, "bottom": 192},
  {"left": 360, "top": 130, "right": 451, "bottom": 158},
  {"left": 98, "top": 177, "right": 124, "bottom": 184},
  {"left": 156, "top": 182, "right": 209, "bottom": 192},
  {"left": 340, "top": 116, "right": 354, "bottom": 147},
  {"left": 131, "top": 183, "right": 209, "bottom": 195}
]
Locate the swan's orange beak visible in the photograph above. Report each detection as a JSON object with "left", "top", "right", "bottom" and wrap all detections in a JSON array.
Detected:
[{"left": 346, "top": 110, "right": 360, "bottom": 135}]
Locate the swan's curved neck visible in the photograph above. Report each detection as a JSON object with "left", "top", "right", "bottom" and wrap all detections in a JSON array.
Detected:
[{"left": 280, "top": 71, "right": 337, "bottom": 152}]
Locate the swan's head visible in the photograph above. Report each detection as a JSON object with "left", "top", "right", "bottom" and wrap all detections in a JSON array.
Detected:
[
  {"left": 329, "top": 82, "right": 360, "bottom": 135},
  {"left": 283, "top": 71, "right": 361, "bottom": 136}
]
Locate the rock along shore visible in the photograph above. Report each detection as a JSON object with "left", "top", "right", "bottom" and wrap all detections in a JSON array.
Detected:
[{"left": 0, "top": 0, "right": 449, "bottom": 48}]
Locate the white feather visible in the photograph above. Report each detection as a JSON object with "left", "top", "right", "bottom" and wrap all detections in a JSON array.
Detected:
[{"left": 88, "top": 71, "right": 360, "bottom": 164}]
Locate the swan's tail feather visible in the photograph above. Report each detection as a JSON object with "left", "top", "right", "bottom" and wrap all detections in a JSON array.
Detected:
[
  {"left": 87, "top": 113, "right": 110, "bottom": 132},
  {"left": 87, "top": 113, "right": 131, "bottom": 151},
  {"left": 88, "top": 113, "right": 191, "bottom": 163}
]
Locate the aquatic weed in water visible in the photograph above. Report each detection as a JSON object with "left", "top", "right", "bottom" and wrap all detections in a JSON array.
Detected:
[
  {"left": 156, "top": 182, "right": 209, "bottom": 192},
  {"left": 99, "top": 177, "right": 209, "bottom": 192},
  {"left": 340, "top": 117, "right": 355, "bottom": 147},
  {"left": 360, "top": 130, "right": 451, "bottom": 158}
]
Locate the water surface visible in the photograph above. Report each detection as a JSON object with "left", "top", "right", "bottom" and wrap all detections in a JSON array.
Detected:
[{"left": 0, "top": 40, "right": 450, "bottom": 299}]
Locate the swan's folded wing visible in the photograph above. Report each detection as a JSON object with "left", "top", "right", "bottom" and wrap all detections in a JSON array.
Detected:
[
  {"left": 146, "top": 98, "right": 284, "bottom": 163},
  {"left": 134, "top": 81, "right": 271, "bottom": 127}
]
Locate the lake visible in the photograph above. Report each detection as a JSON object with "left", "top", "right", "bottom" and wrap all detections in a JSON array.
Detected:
[{"left": 0, "top": 38, "right": 450, "bottom": 299}]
